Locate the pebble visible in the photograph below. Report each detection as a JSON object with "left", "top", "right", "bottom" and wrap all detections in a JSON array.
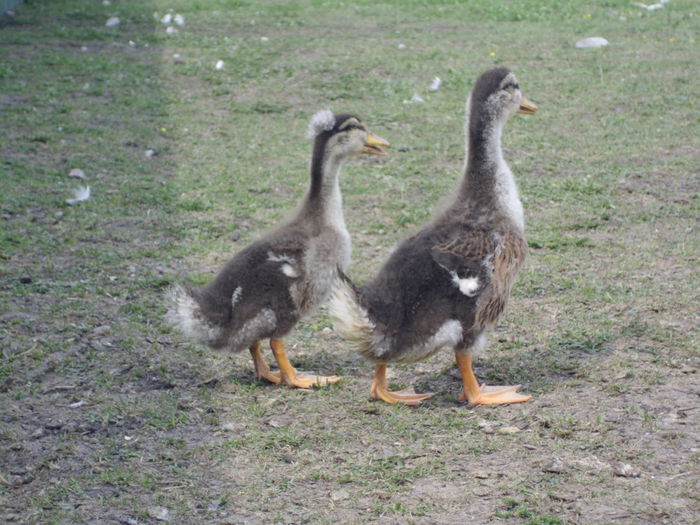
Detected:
[
  {"left": 543, "top": 458, "right": 567, "bottom": 473},
  {"left": 148, "top": 506, "right": 169, "bottom": 521},
  {"left": 613, "top": 463, "right": 640, "bottom": 478},
  {"left": 575, "top": 37, "right": 609, "bottom": 49},
  {"left": 331, "top": 489, "right": 350, "bottom": 501},
  {"left": 68, "top": 168, "right": 86, "bottom": 180}
]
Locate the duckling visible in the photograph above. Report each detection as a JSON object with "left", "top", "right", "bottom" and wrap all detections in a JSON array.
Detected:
[
  {"left": 167, "top": 110, "right": 389, "bottom": 388},
  {"left": 330, "top": 68, "right": 537, "bottom": 405}
]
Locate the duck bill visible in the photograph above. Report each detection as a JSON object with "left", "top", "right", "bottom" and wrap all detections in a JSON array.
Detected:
[
  {"left": 517, "top": 97, "right": 538, "bottom": 115},
  {"left": 362, "top": 132, "right": 390, "bottom": 156}
]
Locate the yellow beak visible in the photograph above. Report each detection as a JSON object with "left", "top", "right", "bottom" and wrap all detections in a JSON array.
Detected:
[
  {"left": 517, "top": 97, "right": 538, "bottom": 115},
  {"left": 362, "top": 132, "right": 390, "bottom": 156}
]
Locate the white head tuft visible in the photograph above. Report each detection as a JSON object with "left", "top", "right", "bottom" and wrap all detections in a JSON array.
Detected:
[{"left": 307, "top": 109, "right": 336, "bottom": 139}]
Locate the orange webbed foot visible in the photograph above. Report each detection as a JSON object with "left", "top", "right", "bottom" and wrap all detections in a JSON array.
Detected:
[
  {"left": 270, "top": 339, "right": 341, "bottom": 389},
  {"left": 370, "top": 364, "right": 433, "bottom": 406},
  {"left": 459, "top": 384, "right": 531, "bottom": 405},
  {"left": 455, "top": 351, "right": 531, "bottom": 406}
]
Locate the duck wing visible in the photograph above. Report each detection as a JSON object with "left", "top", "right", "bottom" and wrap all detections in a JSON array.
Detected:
[{"left": 430, "top": 229, "right": 527, "bottom": 325}]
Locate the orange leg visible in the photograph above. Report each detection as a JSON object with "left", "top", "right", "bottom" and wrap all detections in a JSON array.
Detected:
[
  {"left": 370, "top": 363, "right": 434, "bottom": 406},
  {"left": 249, "top": 341, "right": 281, "bottom": 384},
  {"left": 269, "top": 338, "right": 341, "bottom": 389},
  {"left": 455, "top": 352, "right": 531, "bottom": 405}
]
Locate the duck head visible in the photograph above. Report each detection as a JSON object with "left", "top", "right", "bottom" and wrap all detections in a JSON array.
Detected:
[
  {"left": 469, "top": 67, "right": 537, "bottom": 125},
  {"left": 308, "top": 110, "right": 389, "bottom": 161}
]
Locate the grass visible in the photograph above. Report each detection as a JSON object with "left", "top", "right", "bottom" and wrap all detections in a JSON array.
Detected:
[{"left": 1, "top": 0, "right": 699, "bottom": 523}]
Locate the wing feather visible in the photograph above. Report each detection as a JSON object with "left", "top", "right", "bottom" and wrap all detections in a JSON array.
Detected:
[{"left": 431, "top": 229, "right": 527, "bottom": 326}]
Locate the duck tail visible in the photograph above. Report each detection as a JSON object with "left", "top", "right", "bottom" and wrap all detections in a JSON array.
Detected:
[
  {"left": 164, "top": 284, "right": 224, "bottom": 346},
  {"left": 329, "top": 269, "right": 378, "bottom": 359}
]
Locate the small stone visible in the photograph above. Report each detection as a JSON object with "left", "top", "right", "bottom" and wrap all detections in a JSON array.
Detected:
[
  {"left": 473, "top": 470, "right": 490, "bottom": 479},
  {"left": 91, "top": 325, "right": 112, "bottom": 336},
  {"left": 331, "top": 489, "right": 350, "bottom": 501},
  {"left": 266, "top": 415, "right": 293, "bottom": 428},
  {"left": 45, "top": 420, "right": 64, "bottom": 430},
  {"left": 543, "top": 458, "right": 566, "bottom": 474},
  {"left": 575, "top": 37, "right": 609, "bottom": 49},
  {"left": 69, "top": 168, "right": 87, "bottom": 180},
  {"left": 105, "top": 17, "right": 120, "bottom": 28},
  {"left": 498, "top": 426, "right": 521, "bottom": 434},
  {"left": 550, "top": 491, "right": 577, "bottom": 502},
  {"left": 231, "top": 230, "right": 241, "bottom": 242},
  {"left": 613, "top": 463, "right": 640, "bottom": 478},
  {"left": 478, "top": 420, "right": 500, "bottom": 434},
  {"left": 148, "top": 506, "right": 169, "bottom": 521}
]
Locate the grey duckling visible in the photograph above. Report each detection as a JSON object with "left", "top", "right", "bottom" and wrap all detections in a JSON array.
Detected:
[{"left": 167, "top": 110, "right": 389, "bottom": 388}]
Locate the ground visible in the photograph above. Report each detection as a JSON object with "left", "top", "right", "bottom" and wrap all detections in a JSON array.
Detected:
[{"left": 0, "top": 1, "right": 698, "bottom": 524}]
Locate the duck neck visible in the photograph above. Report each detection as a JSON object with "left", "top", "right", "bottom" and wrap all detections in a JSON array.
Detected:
[
  {"left": 459, "top": 116, "right": 524, "bottom": 230},
  {"left": 304, "top": 146, "right": 347, "bottom": 231}
]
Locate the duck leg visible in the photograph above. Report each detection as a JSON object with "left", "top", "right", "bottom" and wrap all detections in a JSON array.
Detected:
[
  {"left": 249, "top": 341, "right": 281, "bottom": 384},
  {"left": 370, "top": 364, "right": 434, "bottom": 406},
  {"left": 269, "top": 338, "right": 341, "bottom": 389},
  {"left": 455, "top": 352, "right": 531, "bottom": 405}
]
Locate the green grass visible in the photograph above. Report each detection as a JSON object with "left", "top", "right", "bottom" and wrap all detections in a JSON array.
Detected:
[{"left": 1, "top": 0, "right": 699, "bottom": 523}]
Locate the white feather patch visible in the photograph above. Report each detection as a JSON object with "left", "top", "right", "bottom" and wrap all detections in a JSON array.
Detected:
[
  {"left": 450, "top": 273, "right": 480, "bottom": 296},
  {"left": 281, "top": 264, "right": 299, "bottom": 278},
  {"left": 307, "top": 109, "right": 335, "bottom": 138},
  {"left": 267, "top": 252, "right": 295, "bottom": 265},
  {"left": 231, "top": 286, "right": 243, "bottom": 308},
  {"left": 164, "top": 285, "right": 223, "bottom": 345},
  {"left": 329, "top": 278, "right": 377, "bottom": 359}
]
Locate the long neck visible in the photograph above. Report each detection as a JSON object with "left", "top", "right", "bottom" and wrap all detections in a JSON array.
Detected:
[
  {"left": 303, "top": 145, "right": 346, "bottom": 229},
  {"left": 458, "top": 113, "right": 524, "bottom": 230}
]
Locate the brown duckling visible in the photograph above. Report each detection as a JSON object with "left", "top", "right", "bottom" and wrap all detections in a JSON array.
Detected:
[{"left": 330, "top": 68, "right": 536, "bottom": 405}]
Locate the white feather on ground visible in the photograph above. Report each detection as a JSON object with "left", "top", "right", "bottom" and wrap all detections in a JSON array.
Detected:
[
  {"left": 403, "top": 94, "right": 425, "bottom": 104},
  {"left": 632, "top": 2, "right": 664, "bottom": 10},
  {"left": 67, "top": 186, "right": 90, "bottom": 205}
]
